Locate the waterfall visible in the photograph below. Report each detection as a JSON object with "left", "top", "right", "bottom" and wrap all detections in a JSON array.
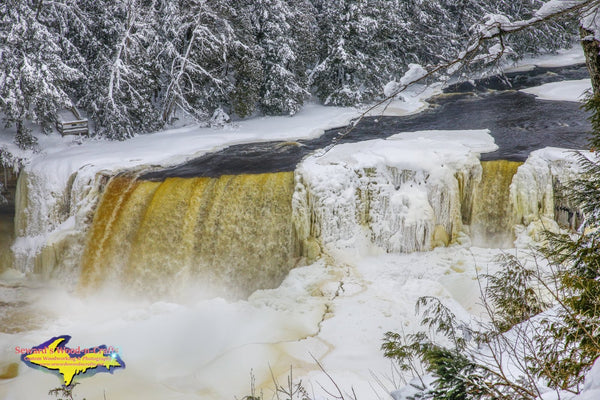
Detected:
[
  {"left": 0, "top": 215, "right": 13, "bottom": 272},
  {"left": 470, "top": 161, "right": 522, "bottom": 247},
  {"left": 80, "top": 172, "right": 298, "bottom": 298},
  {"left": 8, "top": 133, "right": 587, "bottom": 297}
]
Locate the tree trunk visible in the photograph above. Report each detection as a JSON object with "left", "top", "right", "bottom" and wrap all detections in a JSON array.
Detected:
[{"left": 581, "top": 27, "right": 600, "bottom": 96}]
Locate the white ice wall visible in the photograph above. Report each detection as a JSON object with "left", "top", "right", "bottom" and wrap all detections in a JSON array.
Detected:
[
  {"left": 12, "top": 166, "right": 107, "bottom": 278},
  {"left": 511, "top": 147, "right": 589, "bottom": 243},
  {"left": 293, "top": 130, "right": 496, "bottom": 255}
]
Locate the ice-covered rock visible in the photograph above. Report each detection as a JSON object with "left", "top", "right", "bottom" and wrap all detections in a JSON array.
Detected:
[
  {"left": 293, "top": 130, "right": 496, "bottom": 255},
  {"left": 511, "top": 147, "right": 589, "bottom": 245}
]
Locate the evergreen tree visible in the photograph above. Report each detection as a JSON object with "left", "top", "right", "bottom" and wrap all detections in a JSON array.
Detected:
[
  {"left": 530, "top": 94, "right": 600, "bottom": 390},
  {"left": 253, "top": 0, "right": 310, "bottom": 115},
  {"left": 160, "top": 0, "right": 236, "bottom": 124},
  {"left": 0, "top": 0, "right": 81, "bottom": 148},
  {"left": 224, "top": 1, "right": 263, "bottom": 119},
  {"left": 79, "top": 0, "right": 162, "bottom": 139},
  {"left": 286, "top": 0, "right": 319, "bottom": 83},
  {"left": 488, "top": 0, "right": 577, "bottom": 57},
  {"left": 310, "top": 0, "right": 376, "bottom": 105}
]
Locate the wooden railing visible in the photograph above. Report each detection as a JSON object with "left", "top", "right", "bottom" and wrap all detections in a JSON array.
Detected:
[{"left": 57, "top": 119, "right": 89, "bottom": 136}]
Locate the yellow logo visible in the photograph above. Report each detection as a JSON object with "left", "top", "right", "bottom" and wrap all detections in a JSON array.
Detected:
[{"left": 19, "top": 335, "right": 125, "bottom": 386}]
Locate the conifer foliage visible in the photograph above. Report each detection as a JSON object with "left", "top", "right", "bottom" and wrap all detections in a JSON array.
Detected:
[
  {"left": 0, "top": 0, "right": 81, "bottom": 148},
  {"left": 0, "top": 0, "right": 575, "bottom": 144}
]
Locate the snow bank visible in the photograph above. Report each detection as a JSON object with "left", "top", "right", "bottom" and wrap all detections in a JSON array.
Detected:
[
  {"left": 368, "top": 83, "right": 443, "bottom": 117},
  {"left": 505, "top": 46, "right": 585, "bottom": 72},
  {"left": 521, "top": 79, "right": 591, "bottom": 102}
]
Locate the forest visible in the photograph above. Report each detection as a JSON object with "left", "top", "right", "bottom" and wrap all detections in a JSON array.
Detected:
[{"left": 0, "top": 0, "right": 575, "bottom": 146}]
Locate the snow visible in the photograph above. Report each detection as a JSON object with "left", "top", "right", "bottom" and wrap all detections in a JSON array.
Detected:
[
  {"left": 3, "top": 103, "right": 358, "bottom": 186},
  {"left": 521, "top": 79, "right": 592, "bottom": 102},
  {"left": 2, "top": 103, "right": 359, "bottom": 273},
  {"left": 476, "top": 13, "right": 513, "bottom": 38},
  {"left": 375, "top": 46, "right": 588, "bottom": 118},
  {"left": 0, "top": 49, "right": 596, "bottom": 400},
  {"left": 294, "top": 130, "right": 495, "bottom": 255},
  {"left": 368, "top": 83, "right": 444, "bottom": 117},
  {"left": 580, "top": 2, "right": 600, "bottom": 41},
  {"left": 511, "top": 147, "right": 589, "bottom": 248},
  {"left": 473, "top": 1, "right": 594, "bottom": 41},
  {"left": 504, "top": 46, "right": 586, "bottom": 72},
  {"left": 535, "top": 1, "right": 584, "bottom": 20},
  {"left": 0, "top": 240, "right": 528, "bottom": 400},
  {"left": 400, "top": 63, "right": 428, "bottom": 86},
  {"left": 576, "top": 359, "right": 600, "bottom": 400}
]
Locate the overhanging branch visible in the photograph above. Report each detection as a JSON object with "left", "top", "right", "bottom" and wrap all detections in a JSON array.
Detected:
[{"left": 316, "top": 0, "right": 599, "bottom": 156}]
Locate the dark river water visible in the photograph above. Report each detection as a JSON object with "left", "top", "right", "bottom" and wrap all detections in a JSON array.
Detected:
[{"left": 143, "top": 64, "right": 592, "bottom": 180}]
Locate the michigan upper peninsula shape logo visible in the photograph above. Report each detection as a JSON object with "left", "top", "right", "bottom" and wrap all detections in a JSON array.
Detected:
[{"left": 20, "top": 335, "right": 125, "bottom": 386}]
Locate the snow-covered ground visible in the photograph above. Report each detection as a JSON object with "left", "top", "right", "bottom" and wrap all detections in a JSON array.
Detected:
[
  {"left": 0, "top": 239, "right": 538, "bottom": 400},
  {"left": 0, "top": 103, "right": 359, "bottom": 185},
  {"left": 367, "top": 83, "right": 444, "bottom": 117},
  {"left": 1, "top": 48, "right": 598, "bottom": 400}
]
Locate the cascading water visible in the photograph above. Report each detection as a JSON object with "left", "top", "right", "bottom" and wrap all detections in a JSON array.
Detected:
[
  {"left": 0, "top": 215, "right": 13, "bottom": 272},
  {"left": 470, "top": 160, "right": 522, "bottom": 247},
  {"left": 7, "top": 139, "right": 585, "bottom": 301},
  {"left": 0, "top": 166, "right": 17, "bottom": 272},
  {"left": 80, "top": 172, "right": 298, "bottom": 298},
  {"left": 80, "top": 147, "right": 534, "bottom": 297}
]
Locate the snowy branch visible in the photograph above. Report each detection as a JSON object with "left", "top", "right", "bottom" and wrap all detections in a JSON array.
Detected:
[{"left": 318, "top": 0, "right": 600, "bottom": 155}]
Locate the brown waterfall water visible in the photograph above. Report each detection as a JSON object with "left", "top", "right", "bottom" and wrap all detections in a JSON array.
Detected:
[
  {"left": 0, "top": 214, "right": 13, "bottom": 272},
  {"left": 80, "top": 172, "right": 298, "bottom": 298},
  {"left": 470, "top": 160, "right": 522, "bottom": 247}
]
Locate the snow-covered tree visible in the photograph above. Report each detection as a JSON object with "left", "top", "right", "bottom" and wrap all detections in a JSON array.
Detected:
[
  {"left": 79, "top": 0, "right": 162, "bottom": 139},
  {"left": 0, "top": 0, "right": 81, "bottom": 148},
  {"left": 485, "top": 0, "right": 576, "bottom": 57},
  {"left": 160, "top": 0, "right": 236, "bottom": 124},
  {"left": 309, "top": 0, "right": 576, "bottom": 106},
  {"left": 0, "top": 0, "right": 588, "bottom": 141},
  {"left": 310, "top": 0, "right": 376, "bottom": 105},
  {"left": 249, "top": 0, "right": 310, "bottom": 115}
]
